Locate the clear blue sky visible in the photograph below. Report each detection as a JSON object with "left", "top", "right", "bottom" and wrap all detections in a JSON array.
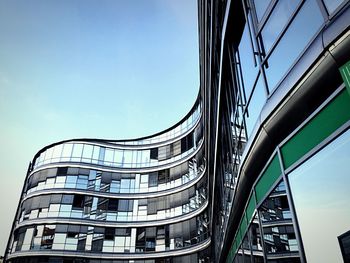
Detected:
[{"left": 0, "top": 0, "right": 199, "bottom": 254}]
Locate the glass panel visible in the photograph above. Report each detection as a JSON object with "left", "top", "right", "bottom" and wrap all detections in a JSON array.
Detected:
[
  {"left": 82, "top": 144, "right": 93, "bottom": 160},
  {"left": 323, "top": 0, "right": 346, "bottom": 14},
  {"left": 52, "top": 233, "right": 66, "bottom": 250},
  {"left": 289, "top": 129, "right": 350, "bottom": 263},
  {"left": 71, "top": 144, "right": 83, "bottom": 160},
  {"left": 238, "top": 23, "right": 259, "bottom": 99},
  {"left": 259, "top": 181, "right": 291, "bottom": 222},
  {"left": 265, "top": 0, "right": 324, "bottom": 92},
  {"left": 90, "top": 145, "right": 98, "bottom": 160},
  {"left": 104, "top": 148, "right": 114, "bottom": 164},
  {"left": 248, "top": 214, "right": 264, "bottom": 262},
  {"left": 259, "top": 181, "right": 300, "bottom": 258},
  {"left": 114, "top": 150, "right": 123, "bottom": 165},
  {"left": 124, "top": 150, "right": 132, "bottom": 165},
  {"left": 245, "top": 75, "right": 266, "bottom": 137},
  {"left": 62, "top": 143, "right": 73, "bottom": 159},
  {"left": 261, "top": 0, "right": 300, "bottom": 53},
  {"left": 52, "top": 145, "right": 63, "bottom": 160},
  {"left": 253, "top": 0, "right": 271, "bottom": 22}
]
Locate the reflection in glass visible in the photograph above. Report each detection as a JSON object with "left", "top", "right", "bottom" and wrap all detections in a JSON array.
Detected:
[
  {"left": 238, "top": 23, "right": 259, "bottom": 99},
  {"left": 289, "top": 129, "right": 350, "bottom": 262},
  {"left": 253, "top": 0, "right": 271, "bottom": 22},
  {"left": 265, "top": 0, "right": 323, "bottom": 92},
  {"left": 261, "top": 0, "right": 300, "bottom": 53},
  {"left": 248, "top": 214, "right": 264, "bottom": 262},
  {"left": 259, "top": 181, "right": 300, "bottom": 259},
  {"left": 245, "top": 75, "right": 266, "bottom": 137},
  {"left": 323, "top": 0, "right": 346, "bottom": 14}
]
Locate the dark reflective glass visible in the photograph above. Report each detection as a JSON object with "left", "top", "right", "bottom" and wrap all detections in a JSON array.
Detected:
[{"left": 259, "top": 181, "right": 300, "bottom": 259}]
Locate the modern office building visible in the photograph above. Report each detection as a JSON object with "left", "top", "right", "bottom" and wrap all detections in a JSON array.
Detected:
[
  {"left": 198, "top": 0, "right": 350, "bottom": 262},
  {"left": 4, "top": 0, "right": 350, "bottom": 262},
  {"left": 4, "top": 99, "right": 211, "bottom": 263}
]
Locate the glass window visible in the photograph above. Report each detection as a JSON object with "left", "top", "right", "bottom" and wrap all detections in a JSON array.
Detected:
[
  {"left": 265, "top": 0, "right": 324, "bottom": 92},
  {"left": 248, "top": 215, "right": 264, "bottom": 262},
  {"left": 124, "top": 150, "right": 132, "bottom": 165},
  {"left": 82, "top": 144, "right": 93, "bottom": 160},
  {"left": 61, "top": 144, "right": 73, "bottom": 160},
  {"left": 59, "top": 204, "right": 72, "bottom": 217},
  {"left": 323, "top": 0, "right": 346, "bottom": 14},
  {"left": 61, "top": 195, "right": 73, "bottom": 204},
  {"left": 259, "top": 181, "right": 300, "bottom": 258},
  {"left": 289, "top": 129, "right": 350, "bottom": 262},
  {"left": 55, "top": 176, "right": 66, "bottom": 188},
  {"left": 253, "top": 0, "right": 271, "bottom": 22},
  {"left": 114, "top": 150, "right": 123, "bottom": 165},
  {"left": 71, "top": 144, "right": 83, "bottom": 161},
  {"left": 41, "top": 225, "right": 55, "bottom": 249},
  {"left": 238, "top": 23, "right": 259, "bottom": 100},
  {"left": 245, "top": 75, "right": 266, "bottom": 137},
  {"left": 65, "top": 176, "right": 77, "bottom": 188},
  {"left": 21, "top": 228, "right": 34, "bottom": 250},
  {"left": 76, "top": 176, "right": 88, "bottom": 190},
  {"left": 104, "top": 148, "right": 114, "bottom": 164},
  {"left": 92, "top": 145, "right": 100, "bottom": 162},
  {"left": 52, "top": 233, "right": 66, "bottom": 250},
  {"left": 98, "top": 147, "right": 106, "bottom": 163},
  {"left": 261, "top": 0, "right": 300, "bottom": 53},
  {"left": 51, "top": 145, "right": 63, "bottom": 160},
  {"left": 120, "top": 179, "right": 130, "bottom": 193}
]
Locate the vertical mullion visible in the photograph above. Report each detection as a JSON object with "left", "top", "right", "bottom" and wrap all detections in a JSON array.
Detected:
[{"left": 276, "top": 146, "right": 307, "bottom": 263}]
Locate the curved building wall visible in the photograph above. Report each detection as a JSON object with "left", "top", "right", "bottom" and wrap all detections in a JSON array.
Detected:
[
  {"left": 5, "top": 99, "right": 211, "bottom": 263},
  {"left": 198, "top": 0, "right": 350, "bottom": 262}
]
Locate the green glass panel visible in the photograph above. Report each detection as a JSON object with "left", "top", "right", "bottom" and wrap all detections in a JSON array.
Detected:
[
  {"left": 246, "top": 193, "right": 256, "bottom": 223},
  {"left": 255, "top": 154, "right": 281, "bottom": 204},
  {"left": 239, "top": 214, "right": 248, "bottom": 238},
  {"left": 339, "top": 60, "right": 350, "bottom": 95},
  {"left": 281, "top": 89, "right": 350, "bottom": 168},
  {"left": 227, "top": 232, "right": 240, "bottom": 263}
]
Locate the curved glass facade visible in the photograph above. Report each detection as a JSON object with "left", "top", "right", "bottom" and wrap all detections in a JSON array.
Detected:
[
  {"left": 5, "top": 1, "right": 350, "bottom": 262},
  {"left": 198, "top": 0, "right": 350, "bottom": 262},
  {"left": 5, "top": 98, "right": 210, "bottom": 263}
]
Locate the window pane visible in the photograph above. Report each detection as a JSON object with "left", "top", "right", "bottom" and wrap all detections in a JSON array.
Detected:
[
  {"left": 261, "top": 0, "right": 300, "bottom": 53},
  {"left": 238, "top": 23, "right": 259, "bottom": 99},
  {"left": 245, "top": 75, "right": 266, "bottom": 137},
  {"left": 72, "top": 144, "right": 83, "bottom": 159},
  {"left": 323, "top": 0, "right": 346, "bottom": 14},
  {"left": 253, "top": 0, "right": 271, "bottom": 22},
  {"left": 82, "top": 144, "right": 93, "bottom": 160},
  {"left": 62, "top": 143, "right": 73, "bottom": 158},
  {"left": 265, "top": 0, "right": 324, "bottom": 92},
  {"left": 289, "top": 129, "right": 350, "bottom": 262}
]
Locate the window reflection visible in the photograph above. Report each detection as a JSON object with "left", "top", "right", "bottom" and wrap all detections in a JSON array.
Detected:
[
  {"left": 323, "top": 0, "right": 346, "bottom": 14},
  {"left": 245, "top": 75, "right": 266, "bottom": 137},
  {"left": 264, "top": 0, "right": 324, "bottom": 92},
  {"left": 258, "top": 181, "right": 300, "bottom": 259},
  {"left": 289, "top": 129, "right": 350, "bottom": 262},
  {"left": 12, "top": 214, "right": 209, "bottom": 254},
  {"left": 261, "top": 0, "right": 300, "bottom": 53},
  {"left": 33, "top": 121, "right": 203, "bottom": 169},
  {"left": 253, "top": 0, "right": 271, "bottom": 22},
  {"left": 27, "top": 152, "right": 204, "bottom": 196}
]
